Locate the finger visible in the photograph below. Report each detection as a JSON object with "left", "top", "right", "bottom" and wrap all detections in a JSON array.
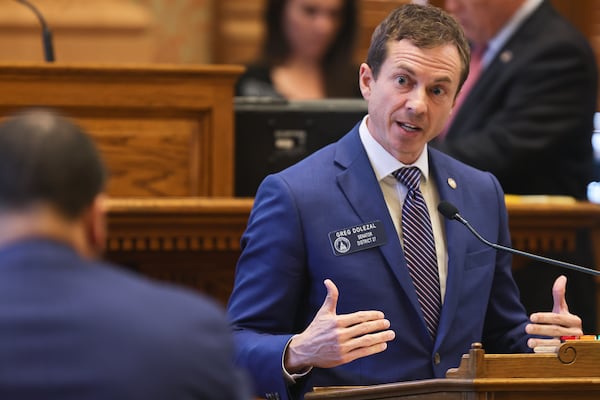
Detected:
[
  {"left": 336, "top": 310, "right": 387, "bottom": 327},
  {"left": 526, "top": 320, "right": 582, "bottom": 338},
  {"left": 527, "top": 337, "right": 561, "bottom": 350},
  {"left": 340, "top": 329, "right": 396, "bottom": 364},
  {"left": 339, "top": 317, "right": 391, "bottom": 341},
  {"left": 319, "top": 279, "right": 339, "bottom": 315},
  {"left": 530, "top": 311, "right": 582, "bottom": 327},
  {"left": 552, "top": 275, "right": 569, "bottom": 314}
]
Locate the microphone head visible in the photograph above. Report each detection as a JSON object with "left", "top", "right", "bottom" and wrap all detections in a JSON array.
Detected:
[{"left": 437, "top": 201, "right": 459, "bottom": 220}]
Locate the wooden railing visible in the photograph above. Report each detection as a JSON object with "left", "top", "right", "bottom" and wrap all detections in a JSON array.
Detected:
[{"left": 105, "top": 197, "right": 600, "bottom": 310}]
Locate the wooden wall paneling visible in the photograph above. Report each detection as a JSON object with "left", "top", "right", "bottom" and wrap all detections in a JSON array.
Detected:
[
  {"left": 212, "top": 0, "right": 265, "bottom": 65},
  {"left": 550, "top": 0, "right": 593, "bottom": 37},
  {"left": 83, "top": 116, "right": 200, "bottom": 196},
  {"left": 0, "top": 0, "right": 155, "bottom": 63},
  {"left": 132, "top": 0, "right": 215, "bottom": 64},
  {"left": 0, "top": 63, "right": 243, "bottom": 197},
  {"left": 355, "top": 1, "right": 411, "bottom": 63}
]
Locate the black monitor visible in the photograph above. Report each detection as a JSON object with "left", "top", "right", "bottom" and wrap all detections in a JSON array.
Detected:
[{"left": 234, "top": 97, "right": 368, "bottom": 197}]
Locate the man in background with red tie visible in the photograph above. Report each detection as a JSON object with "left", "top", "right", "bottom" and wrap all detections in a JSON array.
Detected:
[
  {"left": 432, "top": 0, "right": 599, "bottom": 335},
  {"left": 228, "top": 4, "right": 585, "bottom": 400}
]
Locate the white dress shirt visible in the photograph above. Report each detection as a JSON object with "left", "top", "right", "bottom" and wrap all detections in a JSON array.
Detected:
[{"left": 359, "top": 116, "right": 448, "bottom": 301}]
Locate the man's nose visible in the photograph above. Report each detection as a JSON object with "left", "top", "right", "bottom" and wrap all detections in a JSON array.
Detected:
[{"left": 405, "top": 88, "right": 427, "bottom": 115}]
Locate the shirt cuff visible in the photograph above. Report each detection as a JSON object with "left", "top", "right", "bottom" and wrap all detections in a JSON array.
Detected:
[{"left": 281, "top": 335, "right": 313, "bottom": 384}]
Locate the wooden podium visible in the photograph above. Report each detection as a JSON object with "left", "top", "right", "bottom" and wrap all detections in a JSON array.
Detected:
[
  {"left": 0, "top": 62, "right": 244, "bottom": 197},
  {"left": 305, "top": 341, "right": 600, "bottom": 399}
]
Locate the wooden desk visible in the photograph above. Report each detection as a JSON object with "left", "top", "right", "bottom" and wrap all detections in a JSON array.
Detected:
[{"left": 105, "top": 197, "right": 600, "bottom": 309}]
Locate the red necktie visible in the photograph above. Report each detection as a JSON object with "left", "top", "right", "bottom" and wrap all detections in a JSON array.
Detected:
[{"left": 439, "top": 44, "right": 486, "bottom": 139}]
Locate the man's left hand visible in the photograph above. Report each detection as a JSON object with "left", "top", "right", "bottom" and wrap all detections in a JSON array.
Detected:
[{"left": 525, "top": 275, "right": 583, "bottom": 349}]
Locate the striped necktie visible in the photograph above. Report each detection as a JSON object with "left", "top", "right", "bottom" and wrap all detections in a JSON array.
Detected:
[{"left": 393, "top": 166, "right": 442, "bottom": 339}]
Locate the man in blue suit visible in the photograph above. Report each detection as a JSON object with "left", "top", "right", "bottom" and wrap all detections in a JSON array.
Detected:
[
  {"left": 0, "top": 109, "right": 250, "bottom": 399},
  {"left": 228, "top": 4, "right": 584, "bottom": 400}
]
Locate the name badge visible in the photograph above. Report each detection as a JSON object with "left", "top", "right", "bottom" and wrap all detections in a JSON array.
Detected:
[{"left": 328, "top": 220, "right": 387, "bottom": 256}]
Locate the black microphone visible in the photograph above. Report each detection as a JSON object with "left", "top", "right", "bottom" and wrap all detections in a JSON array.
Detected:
[
  {"left": 437, "top": 200, "right": 600, "bottom": 276},
  {"left": 15, "top": 0, "right": 55, "bottom": 62}
]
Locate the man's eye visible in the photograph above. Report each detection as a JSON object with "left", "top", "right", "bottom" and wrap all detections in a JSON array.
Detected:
[
  {"left": 396, "top": 76, "right": 407, "bottom": 85},
  {"left": 432, "top": 87, "right": 445, "bottom": 96}
]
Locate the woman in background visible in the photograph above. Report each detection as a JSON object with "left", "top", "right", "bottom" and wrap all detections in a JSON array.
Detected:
[{"left": 235, "top": 0, "right": 360, "bottom": 99}]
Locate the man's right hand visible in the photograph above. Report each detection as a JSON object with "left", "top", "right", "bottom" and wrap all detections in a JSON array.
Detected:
[{"left": 284, "top": 279, "right": 396, "bottom": 373}]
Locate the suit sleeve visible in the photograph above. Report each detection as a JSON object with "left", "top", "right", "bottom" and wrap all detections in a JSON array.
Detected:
[
  {"left": 480, "top": 173, "right": 532, "bottom": 353},
  {"left": 227, "top": 174, "right": 311, "bottom": 400}
]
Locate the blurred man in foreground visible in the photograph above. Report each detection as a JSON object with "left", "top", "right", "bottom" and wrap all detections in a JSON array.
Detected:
[{"left": 0, "top": 109, "right": 249, "bottom": 400}]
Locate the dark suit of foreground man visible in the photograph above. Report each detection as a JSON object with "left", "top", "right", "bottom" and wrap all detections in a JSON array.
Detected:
[
  {"left": 227, "top": 4, "right": 583, "bottom": 400},
  {"left": 0, "top": 109, "right": 249, "bottom": 399}
]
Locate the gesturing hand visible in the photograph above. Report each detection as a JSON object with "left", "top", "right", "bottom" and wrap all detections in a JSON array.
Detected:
[
  {"left": 525, "top": 275, "right": 583, "bottom": 349},
  {"left": 284, "top": 279, "right": 396, "bottom": 373}
]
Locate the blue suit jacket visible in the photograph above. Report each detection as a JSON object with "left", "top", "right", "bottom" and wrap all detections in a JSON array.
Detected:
[
  {"left": 228, "top": 125, "right": 532, "bottom": 399},
  {"left": 0, "top": 239, "right": 249, "bottom": 400}
]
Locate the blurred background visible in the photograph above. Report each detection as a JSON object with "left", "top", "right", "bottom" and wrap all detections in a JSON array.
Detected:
[
  {"left": 3, "top": 0, "right": 600, "bottom": 201},
  {"left": 2, "top": 1, "right": 597, "bottom": 66}
]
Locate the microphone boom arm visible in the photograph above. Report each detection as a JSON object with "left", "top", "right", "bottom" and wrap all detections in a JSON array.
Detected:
[
  {"left": 453, "top": 213, "right": 600, "bottom": 277},
  {"left": 15, "top": 0, "right": 55, "bottom": 62}
]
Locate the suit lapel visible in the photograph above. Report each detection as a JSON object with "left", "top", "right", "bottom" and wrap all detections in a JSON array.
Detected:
[
  {"left": 429, "top": 150, "right": 469, "bottom": 345},
  {"left": 334, "top": 132, "right": 477, "bottom": 341},
  {"left": 334, "top": 129, "right": 424, "bottom": 319}
]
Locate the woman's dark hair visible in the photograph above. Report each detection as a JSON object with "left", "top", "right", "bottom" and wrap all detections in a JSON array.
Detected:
[{"left": 261, "top": 0, "right": 359, "bottom": 97}]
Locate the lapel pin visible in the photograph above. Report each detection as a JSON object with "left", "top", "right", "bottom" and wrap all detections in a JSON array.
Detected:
[
  {"left": 447, "top": 178, "right": 457, "bottom": 189},
  {"left": 500, "top": 50, "right": 513, "bottom": 63}
]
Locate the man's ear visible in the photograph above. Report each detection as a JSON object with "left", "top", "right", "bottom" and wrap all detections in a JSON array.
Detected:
[
  {"left": 83, "top": 194, "right": 107, "bottom": 258},
  {"left": 359, "top": 63, "right": 374, "bottom": 100}
]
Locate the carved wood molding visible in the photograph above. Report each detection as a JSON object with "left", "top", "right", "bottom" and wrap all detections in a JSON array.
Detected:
[
  {"left": 106, "top": 197, "right": 600, "bottom": 258},
  {"left": 105, "top": 197, "right": 600, "bottom": 311},
  {"left": 106, "top": 197, "right": 254, "bottom": 252},
  {"left": 510, "top": 230, "right": 575, "bottom": 254}
]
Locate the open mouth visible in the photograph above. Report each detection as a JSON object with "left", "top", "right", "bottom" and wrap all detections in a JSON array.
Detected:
[{"left": 398, "top": 122, "right": 421, "bottom": 132}]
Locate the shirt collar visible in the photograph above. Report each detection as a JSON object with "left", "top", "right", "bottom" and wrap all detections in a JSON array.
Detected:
[{"left": 358, "top": 115, "right": 430, "bottom": 182}]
